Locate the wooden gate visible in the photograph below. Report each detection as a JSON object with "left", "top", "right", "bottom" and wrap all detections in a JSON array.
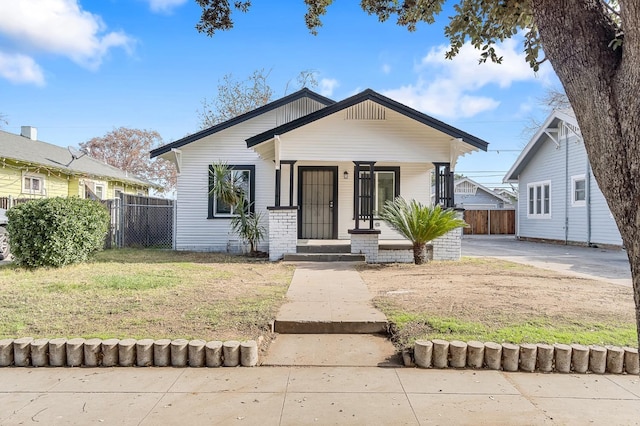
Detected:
[{"left": 463, "top": 210, "right": 515, "bottom": 235}]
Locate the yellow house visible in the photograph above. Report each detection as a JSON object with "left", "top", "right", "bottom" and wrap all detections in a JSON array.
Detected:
[{"left": 0, "top": 126, "right": 155, "bottom": 203}]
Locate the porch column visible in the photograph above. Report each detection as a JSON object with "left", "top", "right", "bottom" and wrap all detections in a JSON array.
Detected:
[
  {"left": 348, "top": 229, "right": 380, "bottom": 263},
  {"left": 274, "top": 168, "right": 281, "bottom": 207},
  {"left": 267, "top": 206, "right": 298, "bottom": 261},
  {"left": 432, "top": 208, "right": 464, "bottom": 261}
]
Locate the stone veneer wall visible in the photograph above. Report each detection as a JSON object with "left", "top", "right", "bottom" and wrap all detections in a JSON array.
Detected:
[
  {"left": 432, "top": 210, "right": 464, "bottom": 261},
  {"left": 268, "top": 207, "right": 298, "bottom": 261}
]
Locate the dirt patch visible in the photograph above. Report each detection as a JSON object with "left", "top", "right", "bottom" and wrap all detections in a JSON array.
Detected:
[{"left": 358, "top": 258, "right": 636, "bottom": 347}]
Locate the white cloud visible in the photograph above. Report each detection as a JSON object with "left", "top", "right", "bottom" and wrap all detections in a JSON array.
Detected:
[
  {"left": 145, "top": 0, "right": 189, "bottom": 13},
  {"left": 383, "top": 38, "right": 552, "bottom": 119},
  {"left": 381, "top": 63, "right": 391, "bottom": 74},
  {"left": 0, "top": 0, "right": 134, "bottom": 77},
  {"left": 0, "top": 52, "right": 45, "bottom": 86},
  {"left": 319, "top": 78, "right": 339, "bottom": 97}
]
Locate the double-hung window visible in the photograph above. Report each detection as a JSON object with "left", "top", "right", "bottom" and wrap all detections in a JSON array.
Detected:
[
  {"left": 527, "top": 181, "right": 551, "bottom": 218},
  {"left": 208, "top": 165, "right": 255, "bottom": 218},
  {"left": 356, "top": 167, "right": 400, "bottom": 218},
  {"left": 22, "top": 173, "right": 45, "bottom": 195},
  {"left": 572, "top": 175, "right": 586, "bottom": 206}
]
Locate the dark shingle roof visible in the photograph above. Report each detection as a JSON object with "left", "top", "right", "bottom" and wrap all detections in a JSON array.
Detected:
[
  {"left": 0, "top": 129, "right": 153, "bottom": 187},
  {"left": 150, "top": 88, "right": 335, "bottom": 158}
]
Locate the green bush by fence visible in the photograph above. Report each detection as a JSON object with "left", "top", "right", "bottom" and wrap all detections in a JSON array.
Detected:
[{"left": 6, "top": 197, "right": 109, "bottom": 268}]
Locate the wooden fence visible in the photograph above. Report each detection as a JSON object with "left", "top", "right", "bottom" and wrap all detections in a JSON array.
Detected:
[
  {"left": 0, "top": 197, "right": 34, "bottom": 210},
  {"left": 463, "top": 209, "right": 515, "bottom": 235}
]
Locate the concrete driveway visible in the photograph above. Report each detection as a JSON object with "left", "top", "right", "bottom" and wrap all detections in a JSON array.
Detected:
[{"left": 462, "top": 235, "right": 632, "bottom": 287}]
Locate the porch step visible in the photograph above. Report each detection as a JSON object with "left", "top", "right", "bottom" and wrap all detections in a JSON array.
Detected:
[
  {"left": 283, "top": 253, "right": 365, "bottom": 262},
  {"left": 296, "top": 244, "right": 351, "bottom": 254},
  {"left": 274, "top": 320, "right": 388, "bottom": 334}
]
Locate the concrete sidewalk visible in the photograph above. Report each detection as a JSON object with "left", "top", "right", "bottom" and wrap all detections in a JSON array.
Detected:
[{"left": 1, "top": 367, "right": 638, "bottom": 425}]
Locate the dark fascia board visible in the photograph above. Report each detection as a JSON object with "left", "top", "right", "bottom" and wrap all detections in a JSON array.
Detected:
[
  {"left": 150, "top": 88, "right": 335, "bottom": 158},
  {"left": 246, "top": 88, "right": 489, "bottom": 151}
]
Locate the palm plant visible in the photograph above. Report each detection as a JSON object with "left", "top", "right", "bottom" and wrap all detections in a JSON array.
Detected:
[
  {"left": 209, "top": 162, "right": 266, "bottom": 254},
  {"left": 379, "top": 197, "right": 467, "bottom": 265}
]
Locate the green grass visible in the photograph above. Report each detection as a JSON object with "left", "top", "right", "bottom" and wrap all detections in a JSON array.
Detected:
[
  {"left": 0, "top": 249, "right": 294, "bottom": 341},
  {"left": 382, "top": 310, "right": 638, "bottom": 349}
]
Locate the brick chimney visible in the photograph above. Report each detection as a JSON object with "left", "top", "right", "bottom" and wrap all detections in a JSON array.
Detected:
[{"left": 20, "top": 126, "right": 37, "bottom": 140}]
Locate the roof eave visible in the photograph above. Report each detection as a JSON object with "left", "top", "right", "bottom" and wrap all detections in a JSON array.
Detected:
[
  {"left": 150, "top": 88, "right": 335, "bottom": 158},
  {"left": 503, "top": 110, "right": 570, "bottom": 182},
  {"left": 246, "top": 89, "right": 489, "bottom": 151}
]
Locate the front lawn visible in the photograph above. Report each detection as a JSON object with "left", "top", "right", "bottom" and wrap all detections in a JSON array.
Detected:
[
  {"left": 360, "top": 258, "right": 637, "bottom": 349},
  {"left": 0, "top": 249, "right": 294, "bottom": 341}
]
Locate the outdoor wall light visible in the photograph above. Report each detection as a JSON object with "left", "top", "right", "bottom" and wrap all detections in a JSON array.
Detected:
[{"left": 344, "top": 170, "right": 349, "bottom": 179}]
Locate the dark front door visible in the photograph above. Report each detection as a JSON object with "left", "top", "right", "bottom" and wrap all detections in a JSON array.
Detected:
[{"left": 299, "top": 167, "right": 338, "bottom": 239}]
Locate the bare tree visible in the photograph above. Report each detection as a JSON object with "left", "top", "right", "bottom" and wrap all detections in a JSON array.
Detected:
[
  {"left": 80, "top": 128, "right": 176, "bottom": 194},
  {"left": 0, "top": 113, "right": 7, "bottom": 129},
  {"left": 193, "top": 0, "right": 640, "bottom": 350},
  {"left": 197, "top": 68, "right": 319, "bottom": 129},
  {"left": 521, "top": 86, "right": 571, "bottom": 138},
  {"left": 197, "top": 69, "right": 273, "bottom": 129}
]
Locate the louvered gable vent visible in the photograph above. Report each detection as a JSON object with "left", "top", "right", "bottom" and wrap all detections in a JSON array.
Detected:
[{"left": 345, "top": 101, "right": 386, "bottom": 120}]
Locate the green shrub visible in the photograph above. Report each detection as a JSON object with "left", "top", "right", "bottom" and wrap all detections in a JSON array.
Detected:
[{"left": 6, "top": 197, "right": 110, "bottom": 268}]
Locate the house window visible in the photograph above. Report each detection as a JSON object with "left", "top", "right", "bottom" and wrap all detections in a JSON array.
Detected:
[
  {"left": 527, "top": 181, "right": 551, "bottom": 218},
  {"left": 95, "top": 184, "right": 105, "bottom": 200},
  {"left": 208, "top": 165, "right": 256, "bottom": 219},
  {"left": 114, "top": 187, "right": 123, "bottom": 199},
  {"left": 22, "top": 173, "right": 45, "bottom": 195},
  {"left": 355, "top": 167, "right": 400, "bottom": 217},
  {"left": 572, "top": 175, "right": 586, "bottom": 206}
]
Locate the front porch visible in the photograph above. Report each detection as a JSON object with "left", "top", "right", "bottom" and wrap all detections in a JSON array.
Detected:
[
  {"left": 266, "top": 204, "right": 462, "bottom": 264},
  {"left": 283, "top": 239, "right": 423, "bottom": 263}
]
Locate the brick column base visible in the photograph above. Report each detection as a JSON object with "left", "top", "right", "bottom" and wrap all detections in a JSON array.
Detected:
[
  {"left": 433, "top": 209, "right": 464, "bottom": 261},
  {"left": 348, "top": 229, "right": 381, "bottom": 263},
  {"left": 267, "top": 207, "right": 298, "bottom": 261}
]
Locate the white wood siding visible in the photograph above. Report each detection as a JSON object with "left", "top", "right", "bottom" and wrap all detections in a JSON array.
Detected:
[
  {"left": 517, "top": 128, "right": 622, "bottom": 246},
  {"left": 279, "top": 106, "right": 456, "bottom": 163},
  {"left": 517, "top": 133, "right": 566, "bottom": 240},
  {"left": 588, "top": 170, "right": 623, "bottom": 246}
]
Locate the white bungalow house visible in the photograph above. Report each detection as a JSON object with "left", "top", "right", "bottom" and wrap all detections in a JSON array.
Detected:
[
  {"left": 504, "top": 110, "right": 622, "bottom": 247},
  {"left": 151, "top": 88, "right": 489, "bottom": 261}
]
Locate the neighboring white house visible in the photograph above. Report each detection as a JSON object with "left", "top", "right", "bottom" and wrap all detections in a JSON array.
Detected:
[
  {"left": 504, "top": 110, "right": 622, "bottom": 247},
  {"left": 151, "top": 88, "right": 489, "bottom": 259},
  {"left": 452, "top": 177, "right": 515, "bottom": 210}
]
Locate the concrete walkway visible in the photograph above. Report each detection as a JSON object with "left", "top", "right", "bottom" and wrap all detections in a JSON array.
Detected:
[
  {"left": 266, "top": 261, "right": 399, "bottom": 366},
  {"left": 1, "top": 367, "right": 638, "bottom": 425}
]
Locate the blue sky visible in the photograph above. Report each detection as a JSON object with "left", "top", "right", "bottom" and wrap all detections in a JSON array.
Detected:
[{"left": 0, "top": 1, "right": 559, "bottom": 190}]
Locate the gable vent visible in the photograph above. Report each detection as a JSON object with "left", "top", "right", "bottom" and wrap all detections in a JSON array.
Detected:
[{"left": 345, "top": 102, "right": 386, "bottom": 120}]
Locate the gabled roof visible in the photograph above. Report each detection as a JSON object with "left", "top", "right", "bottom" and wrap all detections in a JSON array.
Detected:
[
  {"left": 150, "top": 88, "right": 335, "bottom": 158},
  {"left": 246, "top": 89, "right": 489, "bottom": 151},
  {"left": 504, "top": 110, "right": 578, "bottom": 182},
  {"left": 0, "top": 129, "right": 153, "bottom": 187},
  {"left": 454, "top": 177, "right": 514, "bottom": 204}
]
